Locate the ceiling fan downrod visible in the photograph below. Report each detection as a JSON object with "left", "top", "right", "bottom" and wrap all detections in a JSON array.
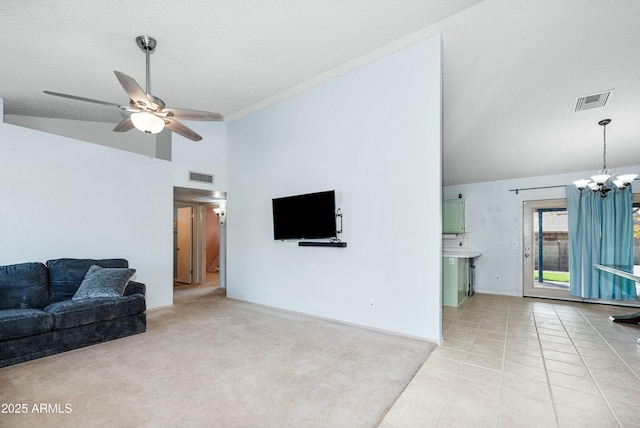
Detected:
[{"left": 135, "top": 36, "right": 156, "bottom": 97}]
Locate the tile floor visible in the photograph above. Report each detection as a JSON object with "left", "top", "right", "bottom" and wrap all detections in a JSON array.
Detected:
[{"left": 379, "top": 294, "right": 640, "bottom": 427}]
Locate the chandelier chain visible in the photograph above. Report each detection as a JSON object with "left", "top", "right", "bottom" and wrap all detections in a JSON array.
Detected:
[
  {"left": 573, "top": 118, "right": 637, "bottom": 196},
  {"left": 602, "top": 122, "right": 607, "bottom": 170}
]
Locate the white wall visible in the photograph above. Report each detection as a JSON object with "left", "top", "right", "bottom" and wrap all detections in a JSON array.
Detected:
[
  {"left": 171, "top": 121, "right": 228, "bottom": 192},
  {"left": 444, "top": 166, "right": 640, "bottom": 296},
  {"left": 0, "top": 99, "right": 174, "bottom": 309},
  {"left": 227, "top": 36, "right": 442, "bottom": 341},
  {"left": 5, "top": 114, "right": 160, "bottom": 158}
]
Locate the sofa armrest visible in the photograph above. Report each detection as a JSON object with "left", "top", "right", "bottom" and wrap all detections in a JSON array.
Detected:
[{"left": 124, "top": 281, "right": 146, "bottom": 297}]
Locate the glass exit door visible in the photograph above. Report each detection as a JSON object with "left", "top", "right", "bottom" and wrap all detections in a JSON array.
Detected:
[{"left": 523, "top": 199, "right": 577, "bottom": 300}]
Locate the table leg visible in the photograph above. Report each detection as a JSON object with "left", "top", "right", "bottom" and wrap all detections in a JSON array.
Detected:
[
  {"left": 609, "top": 312, "right": 640, "bottom": 324},
  {"left": 609, "top": 312, "right": 640, "bottom": 344}
]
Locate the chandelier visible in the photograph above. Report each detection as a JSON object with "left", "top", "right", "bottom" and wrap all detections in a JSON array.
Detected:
[{"left": 573, "top": 119, "right": 637, "bottom": 197}]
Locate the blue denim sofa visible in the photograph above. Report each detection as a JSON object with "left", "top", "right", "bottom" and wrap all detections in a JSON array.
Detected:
[{"left": 0, "top": 258, "right": 146, "bottom": 368}]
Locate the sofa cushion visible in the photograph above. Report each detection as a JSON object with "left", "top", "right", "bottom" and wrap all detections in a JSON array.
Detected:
[
  {"left": 0, "top": 309, "right": 54, "bottom": 340},
  {"left": 0, "top": 262, "right": 49, "bottom": 310},
  {"left": 73, "top": 265, "right": 136, "bottom": 300},
  {"left": 43, "top": 294, "right": 146, "bottom": 330},
  {"left": 46, "top": 258, "right": 129, "bottom": 303}
]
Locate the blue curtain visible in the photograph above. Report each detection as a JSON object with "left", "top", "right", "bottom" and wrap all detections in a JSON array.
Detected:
[{"left": 567, "top": 185, "right": 637, "bottom": 300}]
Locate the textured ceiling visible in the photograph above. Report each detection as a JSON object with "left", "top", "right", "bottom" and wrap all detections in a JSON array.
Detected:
[{"left": 1, "top": 0, "right": 639, "bottom": 186}]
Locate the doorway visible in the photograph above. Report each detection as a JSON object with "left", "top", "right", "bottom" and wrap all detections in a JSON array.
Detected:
[
  {"left": 173, "top": 186, "right": 227, "bottom": 289},
  {"left": 175, "top": 206, "right": 193, "bottom": 284},
  {"left": 196, "top": 204, "right": 225, "bottom": 287},
  {"left": 523, "top": 199, "right": 577, "bottom": 300},
  {"left": 523, "top": 196, "right": 640, "bottom": 305}
]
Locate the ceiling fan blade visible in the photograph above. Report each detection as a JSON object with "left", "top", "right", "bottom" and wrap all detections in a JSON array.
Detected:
[
  {"left": 113, "top": 117, "right": 134, "bottom": 132},
  {"left": 113, "top": 70, "right": 152, "bottom": 108},
  {"left": 164, "top": 118, "right": 203, "bottom": 142},
  {"left": 161, "top": 108, "right": 223, "bottom": 121},
  {"left": 43, "top": 91, "right": 124, "bottom": 108}
]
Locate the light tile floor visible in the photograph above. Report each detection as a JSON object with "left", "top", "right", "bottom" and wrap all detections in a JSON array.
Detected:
[{"left": 379, "top": 294, "right": 640, "bottom": 428}]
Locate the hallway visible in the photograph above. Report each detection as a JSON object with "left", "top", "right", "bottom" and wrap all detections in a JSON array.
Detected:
[{"left": 174, "top": 272, "right": 220, "bottom": 289}]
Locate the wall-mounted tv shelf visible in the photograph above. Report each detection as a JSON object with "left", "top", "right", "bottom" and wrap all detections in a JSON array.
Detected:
[{"left": 298, "top": 241, "right": 347, "bottom": 248}]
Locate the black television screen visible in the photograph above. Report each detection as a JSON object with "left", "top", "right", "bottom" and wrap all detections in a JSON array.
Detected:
[{"left": 272, "top": 190, "right": 337, "bottom": 240}]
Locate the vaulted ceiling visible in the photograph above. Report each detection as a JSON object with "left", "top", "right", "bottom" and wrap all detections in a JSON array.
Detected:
[{"left": 1, "top": 0, "right": 639, "bottom": 185}]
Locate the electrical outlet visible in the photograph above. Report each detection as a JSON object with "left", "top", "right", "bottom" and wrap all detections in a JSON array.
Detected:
[
  {"left": 369, "top": 298, "right": 375, "bottom": 308},
  {"left": 267, "top": 283, "right": 271, "bottom": 291},
  {"left": 495, "top": 275, "right": 500, "bottom": 282}
]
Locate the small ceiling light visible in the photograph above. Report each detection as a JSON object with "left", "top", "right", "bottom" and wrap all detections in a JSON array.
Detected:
[
  {"left": 573, "top": 119, "right": 637, "bottom": 197},
  {"left": 130, "top": 111, "right": 165, "bottom": 134}
]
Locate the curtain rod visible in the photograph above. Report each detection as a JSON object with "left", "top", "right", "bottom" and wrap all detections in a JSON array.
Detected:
[
  {"left": 508, "top": 185, "right": 566, "bottom": 194},
  {"left": 509, "top": 178, "right": 638, "bottom": 194}
]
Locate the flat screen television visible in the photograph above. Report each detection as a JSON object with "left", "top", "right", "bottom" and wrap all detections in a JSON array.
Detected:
[{"left": 272, "top": 190, "right": 337, "bottom": 240}]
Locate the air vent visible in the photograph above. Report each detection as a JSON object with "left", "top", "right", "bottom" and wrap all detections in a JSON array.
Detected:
[
  {"left": 574, "top": 90, "right": 612, "bottom": 112},
  {"left": 189, "top": 171, "right": 214, "bottom": 185}
]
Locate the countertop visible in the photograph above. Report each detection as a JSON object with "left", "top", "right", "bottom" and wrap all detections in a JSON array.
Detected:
[{"left": 442, "top": 248, "right": 482, "bottom": 258}]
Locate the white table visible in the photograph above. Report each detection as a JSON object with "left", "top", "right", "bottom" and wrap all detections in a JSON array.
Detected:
[{"left": 594, "top": 264, "right": 640, "bottom": 344}]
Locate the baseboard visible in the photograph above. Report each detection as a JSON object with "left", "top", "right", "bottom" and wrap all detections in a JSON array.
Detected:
[{"left": 226, "top": 296, "right": 440, "bottom": 345}]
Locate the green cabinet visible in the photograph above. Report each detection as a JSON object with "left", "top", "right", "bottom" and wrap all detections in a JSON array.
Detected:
[
  {"left": 442, "top": 199, "right": 465, "bottom": 234},
  {"left": 442, "top": 257, "right": 469, "bottom": 307}
]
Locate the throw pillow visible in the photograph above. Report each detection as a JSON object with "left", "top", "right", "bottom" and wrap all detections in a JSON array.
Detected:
[{"left": 72, "top": 265, "right": 136, "bottom": 300}]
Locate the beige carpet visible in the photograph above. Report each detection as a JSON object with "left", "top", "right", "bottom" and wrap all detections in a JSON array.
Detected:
[{"left": 0, "top": 284, "right": 435, "bottom": 427}]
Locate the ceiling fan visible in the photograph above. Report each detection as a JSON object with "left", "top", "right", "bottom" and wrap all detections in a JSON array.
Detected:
[{"left": 44, "top": 35, "right": 222, "bottom": 142}]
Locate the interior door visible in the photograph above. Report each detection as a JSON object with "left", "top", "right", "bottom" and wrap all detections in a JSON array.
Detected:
[
  {"left": 523, "top": 199, "right": 578, "bottom": 300},
  {"left": 176, "top": 206, "right": 193, "bottom": 284},
  {"left": 199, "top": 205, "right": 207, "bottom": 284}
]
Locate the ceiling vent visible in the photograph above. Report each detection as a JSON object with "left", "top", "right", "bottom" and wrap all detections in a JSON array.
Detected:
[
  {"left": 574, "top": 90, "right": 612, "bottom": 112},
  {"left": 189, "top": 171, "right": 214, "bottom": 185}
]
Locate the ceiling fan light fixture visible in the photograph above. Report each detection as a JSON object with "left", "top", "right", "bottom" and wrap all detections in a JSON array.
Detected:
[
  {"left": 43, "top": 36, "right": 221, "bottom": 142},
  {"left": 131, "top": 111, "right": 165, "bottom": 134}
]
